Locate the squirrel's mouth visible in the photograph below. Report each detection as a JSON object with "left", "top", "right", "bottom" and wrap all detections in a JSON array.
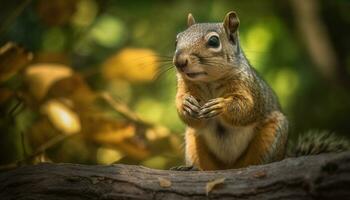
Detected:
[{"left": 185, "top": 72, "right": 207, "bottom": 78}]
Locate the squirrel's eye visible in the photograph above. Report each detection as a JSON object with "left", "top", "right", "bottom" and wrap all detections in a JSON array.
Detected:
[{"left": 207, "top": 35, "right": 220, "bottom": 48}]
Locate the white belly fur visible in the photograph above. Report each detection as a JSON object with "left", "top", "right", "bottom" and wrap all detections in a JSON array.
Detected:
[{"left": 199, "top": 119, "right": 257, "bottom": 164}]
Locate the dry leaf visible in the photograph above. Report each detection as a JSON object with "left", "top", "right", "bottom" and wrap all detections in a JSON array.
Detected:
[
  {"left": 36, "top": 0, "right": 78, "bottom": 26},
  {"left": 25, "top": 63, "right": 73, "bottom": 100},
  {"left": 91, "top": 121, "right": 135, "bottom": 143},
  {"left": 47, "top": 74, "right": 96, "bottom": 109},
  {"left": 33, "top": 52, "right": 70, "bottom": 65},
  {"left": 206, "top": 177, "right": 225, "bottom": 195},
  {"left": 0, "top": 42, "right": 33, "bottom": 83},
  {"left": 158, "top": 177, "right": 172, "bottom": 188},
  {"left": 85, "top": 118, "right": 150, "bottom": 160},
  {"left": 29, "top": 118, "right": 61, "bottom": 148},
  {"left": 0, "top": 88, "right": 13, "bottom": 104},
  {"left": 252, "top": 171, "right": 267, "bottom": 179}
]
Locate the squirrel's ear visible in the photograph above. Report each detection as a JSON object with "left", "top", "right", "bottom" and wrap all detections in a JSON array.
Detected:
[
  {"left": 187, "top": 13, "right": 196, "bottom": 27},
  {"left": 223, "top": 11, "right": 240, "bottom": 43}
]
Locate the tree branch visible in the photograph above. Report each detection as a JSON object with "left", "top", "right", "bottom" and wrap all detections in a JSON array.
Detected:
[{"left": 1, "top": 151, "right": 350, "bottom": 199}]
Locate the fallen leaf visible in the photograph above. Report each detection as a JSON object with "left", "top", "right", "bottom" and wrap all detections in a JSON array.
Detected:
[
  {"left": 206, "top": 177, "right": 225, "bottom": 196},
  {"left": 158, "top": 177, "right": 171, "bottom": 188},
  {"left": 252, "top": 171, "right": 267, "bottom": 179}
]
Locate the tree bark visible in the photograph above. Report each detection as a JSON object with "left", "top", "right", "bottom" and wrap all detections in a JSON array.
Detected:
[{"left": 1, "top": 152, "right": 350, "bottom": 200}]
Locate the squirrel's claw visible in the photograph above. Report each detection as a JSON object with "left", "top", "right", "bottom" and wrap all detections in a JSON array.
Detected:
[
  {"left": 198, "top": 98, "right": 225, "bottom": 119},
  {"left": 170, "top": 165, "right": 198, "bottom": 171},
  {"left": 183, "top": 95, "right": 200, "bottom": 118}
]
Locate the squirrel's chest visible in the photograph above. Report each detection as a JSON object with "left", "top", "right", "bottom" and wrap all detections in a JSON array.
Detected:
[
  {"left": 195, "top": 83, "right": 227, "bottom": 102},
  {"left": 198, "top": 119, "right": 257, "bottom": 164}
]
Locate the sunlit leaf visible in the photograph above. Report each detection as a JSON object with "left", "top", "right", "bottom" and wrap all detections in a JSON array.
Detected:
[
  {"left": 102, "top": 48, "right": 158, "bottom": 82},
  {"left": 105, "top": 79, "right": 132, "bottom": 103},
  {"left": 42, "top": 99, "right": 81, "bottom": 134},
  {"left": 71, "top": 0, "right": 98, "bottom": 27},
  {"left": 0, "top": 42, "right": 33, "bottom": 83},
  {"left": 116, "top": 140, "right": 150, "bottom": 160},
  {"left": 96, "top": 147, "right": 123, "bottom": 164},
  {"left": 142, "top": 155, "right": 167, "bottom": 169},
  {"left": 91, "top": 121, "right": 135, "bottom": 143},
  {"left": 90, "top": 15, "right": 126, "bottom": 48},
  {"left": 42, "top": 28, "right": 66, "bottom": 52},
  {"left": 135, "top": 98, "right": 164, "bottom": 123},
  {"left": 24, "top": 63, "right": 73, "bottom": 100},
  {"left": 146, "top": 125, "right": 170, "bottom": 141}
]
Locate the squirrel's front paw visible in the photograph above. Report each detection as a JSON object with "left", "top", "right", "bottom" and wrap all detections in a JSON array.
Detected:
[
  {"left": 198, "top": 97, "right": 226, "bottom": 119},
  {"left": 170, "top": 165, "right": 198, "bottom": 171},
  {"left": 182, "top": 95, "right": 201, "bottom": 118}
]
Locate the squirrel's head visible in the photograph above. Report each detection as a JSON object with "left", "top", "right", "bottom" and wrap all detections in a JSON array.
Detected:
[{"left": 173, "top": 11, "right": 241, "bottom": 82}]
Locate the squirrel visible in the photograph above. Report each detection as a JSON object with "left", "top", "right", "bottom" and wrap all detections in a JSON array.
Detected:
[{"left": 172, "top": 11, "right": 349, "bottom": 171}]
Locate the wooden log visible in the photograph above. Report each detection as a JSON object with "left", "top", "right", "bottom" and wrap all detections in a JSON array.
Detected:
[{"left": 1, "top": 151, "right": 350, "bottom": 200}]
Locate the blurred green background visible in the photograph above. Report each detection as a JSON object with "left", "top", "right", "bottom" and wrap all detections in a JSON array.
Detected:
[{"left": 0, "top": 0, "right": 349, "bottom": 169}]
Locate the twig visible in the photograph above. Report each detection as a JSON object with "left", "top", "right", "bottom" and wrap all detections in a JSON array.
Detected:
[
  {"left": 98, "top": 92, "right": 153, "bottom": 128},
  {"left": 0, "top": 133, "right": 76, "bottom": 171}
]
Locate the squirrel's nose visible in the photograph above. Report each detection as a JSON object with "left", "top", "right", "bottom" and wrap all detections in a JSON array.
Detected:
[{"left": 174, "top": 50, "right": 189, "bottom": 70}]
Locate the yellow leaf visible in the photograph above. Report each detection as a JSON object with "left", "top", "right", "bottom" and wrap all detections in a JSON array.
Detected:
[
  {"left": 96, "top": 147, "right": 123, "bottom": 164},
  {"left": 71, "top": 0, "right": 98, "bottom": 27},
  {"left": 25, "top": 63, "right": 73, "bottom": 100},
  {"left": 102, "top": 48, "right": 158, "bottom": 82},
  {"left": 42, "top": 99, "right": 81, "bottom": 134},
  {"left": 206, "top": 178, "right": 225, "bottom": 196},
  {"left": 142, "top": 156, "right": 167, "bottom": 169},
  {"left": 146, "top": 125, "right": 170, "bottom": 141},
  {"left": 158, "top": 177, "right": 172, "bottom": 188},
  {"left": 92, "top": 122, "right": 135, "bottom": 143}
]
